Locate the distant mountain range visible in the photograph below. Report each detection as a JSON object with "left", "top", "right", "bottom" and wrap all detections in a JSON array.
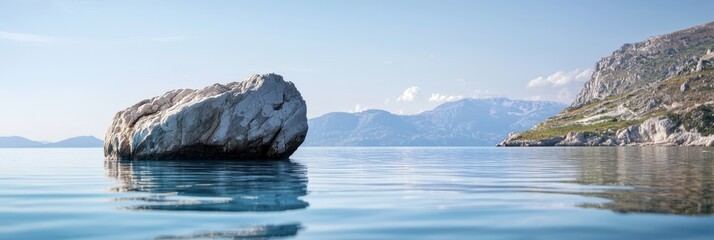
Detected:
[
  {"left": 0, "top": 136, "right": 103, "bottom": 148},
  {"left": 304, "top": 98, "right": 566, "bottom": 146}
]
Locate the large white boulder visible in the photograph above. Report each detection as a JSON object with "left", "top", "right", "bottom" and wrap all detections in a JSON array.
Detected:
[{"left": 104, "top": 73, "right": 308, "bottom": 160}]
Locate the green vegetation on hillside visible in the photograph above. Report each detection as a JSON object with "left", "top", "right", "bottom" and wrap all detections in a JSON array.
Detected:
[
  {"left": 683, "top": 105, "right": 714, "bottom": 136},
  {"left": 515, "top": 118, "right": 641, "bottom": 140}
]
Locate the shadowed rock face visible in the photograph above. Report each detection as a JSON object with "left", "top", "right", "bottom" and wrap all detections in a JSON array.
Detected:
[{"left": 104, "top": 73, "right": 308, "bottom": 160}]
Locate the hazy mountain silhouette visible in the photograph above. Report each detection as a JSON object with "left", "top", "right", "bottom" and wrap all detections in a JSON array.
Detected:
[
  {"left": 0, "top": 136, "right": 44, "bottom": 148},
  {"left": 305, "top": 98, "right": 566, "bottom": 146},
  {"left": 0, "top": 136, "right": 103, "bottom": 148}
]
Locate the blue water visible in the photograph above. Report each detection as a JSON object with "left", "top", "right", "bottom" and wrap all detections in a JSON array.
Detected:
[{"left": 1, "top": 147, "right": 714, "bottom": 239}]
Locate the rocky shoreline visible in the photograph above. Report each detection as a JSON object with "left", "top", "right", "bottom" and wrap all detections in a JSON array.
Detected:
[{"left": 499, "top": 116, "right": 714, "bottom": 147}]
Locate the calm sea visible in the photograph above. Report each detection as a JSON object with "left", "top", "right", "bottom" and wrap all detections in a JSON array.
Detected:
[{"left": 1, "top": 147, "right": 713, "bottom": 239}]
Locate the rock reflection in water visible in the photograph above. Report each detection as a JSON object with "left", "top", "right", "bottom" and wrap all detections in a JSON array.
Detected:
[
  {"left": 571, "top": 147, "right": 714, "bottom": 215},
  {"left": 154, "top": 223, "right": 302, "bottom": 240},
  {"left": 105, "top": 160, "right": 308, "bottom": 212}
]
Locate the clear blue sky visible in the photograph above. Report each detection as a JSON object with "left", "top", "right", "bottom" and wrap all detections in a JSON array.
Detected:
[{"left": 1, "top": 0, "right": 713, "bottom": 141}]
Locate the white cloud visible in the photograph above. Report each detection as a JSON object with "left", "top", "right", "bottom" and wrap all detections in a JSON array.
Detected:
[
  {"left": 351, "top": 104, "right": 369, "bottom": 113},
  {"left": 557, "top": 88, "right": 576, "bottom": 102},
  {"left": 472, "top": 89, "right": 503, "bottom": 99},
  {"left": 527, "top": 68, "right": 592, "bottom": 88},
  {"left": 0, "top": 31, "right": 60, "bottom": 43},
  {"left": 397, "top": 86, "right": 421, "bottom": 102},
  {"left": 526, "top": 68, "right": 592, "bottom": 103},
  {"left": 429, "top": 93, "right": 463, "bottom": 102}
]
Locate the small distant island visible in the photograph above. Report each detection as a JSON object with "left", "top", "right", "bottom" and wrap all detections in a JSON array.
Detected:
[
  {"left": 0, "top": 136, "right": 103, "bottom": 148},
  {"left": 500, "top": 22, "right": 714, "bottom": 147}
]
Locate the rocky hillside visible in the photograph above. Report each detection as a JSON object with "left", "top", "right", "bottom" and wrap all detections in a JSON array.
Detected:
[
  {"left": 500, "top": 22, "right": 714, "bottom": 146},
  {"left": 305, "top": 98, "right": 565, "bottom": 146}
]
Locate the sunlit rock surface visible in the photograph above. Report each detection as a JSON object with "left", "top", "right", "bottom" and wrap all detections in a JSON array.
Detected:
[{"left": 104, "top": 73, "right": 308, "bottom": 160}]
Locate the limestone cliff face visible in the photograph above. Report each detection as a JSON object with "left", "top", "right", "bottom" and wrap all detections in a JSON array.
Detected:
[
  {"left": 574, "top": 22, "right": 714, "bottom": 106},
  {"left": 104, "top": 73, "right": 308, "bottom": 160},
  {"left": 500, "top": 22, "right": 714, "bottom": 147}
]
